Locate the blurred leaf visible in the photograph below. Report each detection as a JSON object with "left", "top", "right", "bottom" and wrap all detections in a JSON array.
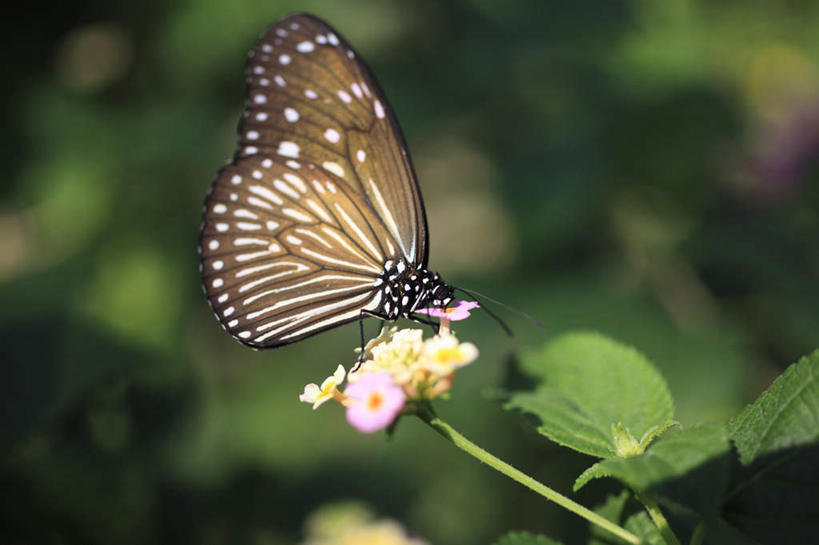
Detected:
[
  {"left": 588, "top": 491, "right": 663, "bottom": 545},
  {"left": 505, "top": 332, "right": 674, "bottom": 458},
  {"left": 728, "top": 349, "right": 819, "bottom": 465},
  {"left": 721, "top": 350, "right": 819, "bottom": 545},
  {"left": 575, "top": 424, "right": 730, "bottom": 516},
  {"left": 494, "top": 530, "right": 564, "bottom": 545},
  {"left": 79, "top": 244, "right": 183, "bottom": 351}
]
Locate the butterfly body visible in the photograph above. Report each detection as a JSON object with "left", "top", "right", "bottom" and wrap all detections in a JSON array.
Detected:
[
  {"left": 376, "top": 258, "right": 453, "bottom": 320},
  {"left": 199, "top": 13, "right": 456, "bottom": 349}
]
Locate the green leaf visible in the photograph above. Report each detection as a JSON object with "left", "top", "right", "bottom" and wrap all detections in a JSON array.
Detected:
[
  {"left": 722, "top": 350, "right": 819, "bottom": 544},
  {"left": 493, "top": 530, "right": 564, "bottom": 545},
  {"left": 505, "top": 332, "right": 675, "bottom": 458},
  {"left": 575, "top": 424, "right": 731, "bottom": 516},
  {"left": 588, "top": 491, "right": 664, "bottom": 545},
  {"left": 728, "top": 349, "right": 819, "bottom": 465}
]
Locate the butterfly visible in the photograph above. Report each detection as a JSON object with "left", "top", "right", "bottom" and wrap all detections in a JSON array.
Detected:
[{"left": 198, "top": 13, "right": 456, "bottom": 348}]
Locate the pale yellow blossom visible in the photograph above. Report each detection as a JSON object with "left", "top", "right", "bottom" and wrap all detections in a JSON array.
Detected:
[
  {"left": 302, "top": 503, "right": 429, "bottom": 545},
  {"left": 350, "top": 328, "right": 424, "bottom": 385},
  {"left": 348, "top": 327, "right": 479, "bottom": 400},
  {"left": 299, "top": 364, "right": 346, "bottom": 409},
  {"left": 420, "top": 333, "right": 478, "bottom": 376}
]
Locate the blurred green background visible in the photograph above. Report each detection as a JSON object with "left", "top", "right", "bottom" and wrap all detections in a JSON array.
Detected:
[{"left": 2, "top": 0, "right": 818, "bottom": 543}]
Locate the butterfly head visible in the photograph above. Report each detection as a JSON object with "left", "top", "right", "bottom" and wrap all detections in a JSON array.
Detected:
[{"left": 428, "top": 277, "right": 454, "bottom": 308}]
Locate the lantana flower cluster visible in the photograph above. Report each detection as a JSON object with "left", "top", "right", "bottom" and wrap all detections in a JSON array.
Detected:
[{"left": 299, "top": 301, "right": 480, "bottom": 433}]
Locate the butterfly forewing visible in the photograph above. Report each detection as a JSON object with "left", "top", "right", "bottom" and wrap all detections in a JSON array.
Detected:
[
  {"left": 200, "top": 155, "right": 397, "bottom": 347},
  {"left": 239, "top": 14, "right": 426, "bottom": 264}
]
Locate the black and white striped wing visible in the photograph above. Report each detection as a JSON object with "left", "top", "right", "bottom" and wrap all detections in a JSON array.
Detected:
[
  {"left": 238, "top": 13, "right": 427, "bottom": 265},
  {"left": 200, "top": 155, "right": 398, "bottom": 347}
]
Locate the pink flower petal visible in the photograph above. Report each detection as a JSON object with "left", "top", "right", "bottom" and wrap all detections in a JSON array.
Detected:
[
  {"left": 344, "top": 372, "right": 405, "bottom": 433},
  {"left": 415, "top": 300, "right": 480, "bottom": 321}
]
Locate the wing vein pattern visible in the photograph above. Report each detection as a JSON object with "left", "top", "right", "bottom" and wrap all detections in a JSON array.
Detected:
[{"left": 200, "top": 14, "right": 428, "bottom": 348}]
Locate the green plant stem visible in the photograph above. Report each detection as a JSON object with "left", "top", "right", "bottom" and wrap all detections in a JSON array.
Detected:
[
  {"left": 415, "top": 404, "right": 643, "bottom": 545},
  {"left": 689, "top": 522, "right": 706, "bottom": 545},
  {"left": 638, "top": 494, "right": 681, "bottom": 545}
]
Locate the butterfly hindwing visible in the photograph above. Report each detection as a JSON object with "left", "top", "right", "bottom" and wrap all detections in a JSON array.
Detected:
[{"left": 200, "top": 155, "right": 398, "bottom": 347}]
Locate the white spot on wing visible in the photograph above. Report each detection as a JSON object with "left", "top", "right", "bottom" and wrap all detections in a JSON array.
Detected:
[
  {"left": 322, "top": 161, "right": 345, "bottom": 177},
  {"left": 237, "top": 222, "right": 262, "bottom": 231},
  {"left": 297, "top": 41, "right": 314, "bottom": 52},
  {"left": 351, "top": 83, "right": 363, "bottom": 98},
  {"left": 324, "top": 128, "right": 340, "bottom": 143},
  {"left": 278, "top": 141, "right": 300, "bottom": 158},
  {"left": 282, "top": 208, "right": 314, "bottom": 222},
  {"left": 284, "top": 107, "right": 299, "bottom": 122},
  {"left": 249, "top": 185, "right": 284, "bottom": 205},
  {"left": 274, "top": 179, "right": 300, "bottom": 200},
  {"left": 283, "top": 172, "right": 307, "bottom": 193}
]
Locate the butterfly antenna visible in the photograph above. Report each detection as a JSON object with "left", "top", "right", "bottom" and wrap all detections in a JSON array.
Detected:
[
  {"left": 454, "top": 287, "right": 514, "bottom": 337},
  {"left": 455, "top": 287, "right": 546, "bottom": 331}
]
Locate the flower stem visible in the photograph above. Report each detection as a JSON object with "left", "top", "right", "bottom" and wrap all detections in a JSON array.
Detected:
[
  {"left": 638, "top": 493, "right": 681, "bottom": 545},
  {"left": 690, "top": 522, "right": 706, "bottom": 545},
  {"left": 415, "top": 405, "right": 643, "bottom": 545}
]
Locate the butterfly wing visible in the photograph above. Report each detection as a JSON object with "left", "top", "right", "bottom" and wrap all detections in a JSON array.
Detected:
[
  {"left": 200, "top": 13, "right": 430, "bottom": 348},
  {"left": 237, "top": 13, "right": 427, "bottom": 265},
  {"left": 200, "top": 155, "right": 398, "bottom": 347}
]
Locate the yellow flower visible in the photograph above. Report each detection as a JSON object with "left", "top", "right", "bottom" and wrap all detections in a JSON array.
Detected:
[
  {"left": 335, "top": 520, "right": 429, "bottom": 545},
  {"left": 420, "top": 333, "right": 478, "bottom": 376},
  {"left": 347, "top": 328, "right": 479, "bottom": 401},
  {"left": 299, "top": 364, "right": 346, "bottom": 409},
  {"left": 351, "top": 329, "right": 424, "bottom": 385},
  {"left": 302, "top": 503, "right": 429, "bottom": 545}
]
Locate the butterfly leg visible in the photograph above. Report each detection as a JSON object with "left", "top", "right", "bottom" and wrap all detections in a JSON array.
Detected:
[
  {"left": 408, "top": 313, "right": 440, "bottom": 334},
  {"left": 353, "top": 309, "right": 389, "bottom": 371}
]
